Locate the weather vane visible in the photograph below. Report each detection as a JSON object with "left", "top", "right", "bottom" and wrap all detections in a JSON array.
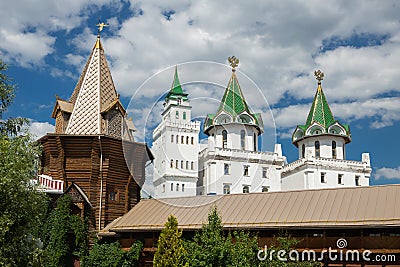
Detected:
[
  {"left": 314, "top": 69, "right": 324, "bottom": 84},
  {"left": 96, "top": 21, "right": 109, "bottom": 36},
  {"left": 228, "top": 56, "right": 239, "bottom": 71}
]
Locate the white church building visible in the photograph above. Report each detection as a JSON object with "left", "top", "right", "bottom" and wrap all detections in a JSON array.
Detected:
[{"left": 151, "top": 59, "right": 371, "bottom": 198}]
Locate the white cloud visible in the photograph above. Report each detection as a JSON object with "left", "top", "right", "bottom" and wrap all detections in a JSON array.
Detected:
[
  {"left": 375, "top": 167, "right": 400, "bottom": 180},
  {"left": 0, "top": 0, "right": 121, "bottom": 66},
  {"left": 28, "top": 121, "right": 54, "bottom": 139}
]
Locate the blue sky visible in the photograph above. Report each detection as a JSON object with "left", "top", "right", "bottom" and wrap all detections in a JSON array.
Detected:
[{"left": 1, "top": 0, "right": 400, "bottom": 185}]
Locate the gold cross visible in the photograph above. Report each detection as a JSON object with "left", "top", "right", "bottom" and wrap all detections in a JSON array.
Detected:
[
  {"left": 96, "top": 21, "right": 109, "bottom": 35},
  {"left": 228, "top": 56, "right": 239, "bottom": 71},
  {"left": 314, "top": 70, "right": 324, "bottom": 83}
]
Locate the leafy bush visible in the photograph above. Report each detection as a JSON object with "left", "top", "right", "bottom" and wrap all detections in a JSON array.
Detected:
[{"left": 81, "top": 240, "right": 143, "bottom": 267}]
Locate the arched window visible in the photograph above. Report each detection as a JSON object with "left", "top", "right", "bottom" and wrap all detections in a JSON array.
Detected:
[
  {"left": 176, "top": 160, "right": 178, "bottom": 168},
  {"left": 186, "top": 136, "right": 189, "bottom": 144},
  {"left": 315, "top": 141, "right": 320, "bottom": 157},
  {"left": 186, "top": 161, "right": 189, "bottom": 169},
  {"left": 181, "top": 160, "right": 184, "bottom": 169},
  {"left": 191, "top": 161, "right": 194, "bottom": 170},
  {"left": 243, "top": 185, "right": 250, "bottom": 193},
  {"left": 183, "top": 112, "right": 186, "bottom": 120},
  {"left": 171, "top": 135, "right": 174, "bottom": 143},
  {"left": 181, "top": 136, "right": 184, "bottom": 144},
  {"left": 176, "top": 135, "right": 179, "bottom": 143},
  {"left": 302, "top": 144, "right": 305, "bottom": 158},
  {"left": 223, "top": 184, "right": 230, "bottom": 194},
  {"left": 253, "top": 133, "right": 257, "bottom": 151},
  {"left": 191, "top": 137, "right": 194, "bottom": 144},
  {"left": 332, "top": 141, "right": 337, "bottom": 159},
  {"left": 240, "top": 130, "right": 245, "bottom": 150},
  {"left": 222, "top": 130, "right": 227, "bottom": 148},
  {"left": 176, "top": 183, "right": 179, "bottom": 191},
  {"left": 182, "top": 184, "right": 185, "bottom": 192},
  {"left": 170, "top": 159, "right": 173, "bottom": 168},
  {"left": 175, "top": 111, "right": 179, "bottom": 119},
  {"left": 171, "top": 183, "right": 174, "bottom": 191}
]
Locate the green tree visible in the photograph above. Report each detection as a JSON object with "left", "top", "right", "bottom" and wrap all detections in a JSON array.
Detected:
[
  {"left": 185, "top": 206, "right": 229, "bottom": 266},
  {"left": 40, "top": 194, "right": 88, "bottom": 267},
  {"left": 153, "top": 215, "right": 187, "bottom": 267},
  {"left": 81, "top": 240, "right": 143, "bottom": 267},
  {"left": 225, "top": 230, "right": 259, "bottom": 267},
  {"left": 0, "top": 59, "right": 47, "bottom": 266},
  {"left": 258, "top": 233, "right": 321, "bottom": 267}
]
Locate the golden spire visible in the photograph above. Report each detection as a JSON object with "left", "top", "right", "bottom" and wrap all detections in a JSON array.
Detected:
[
  {"left": 314, "top": 69, "right": 324, "bottom": 85},
  {"left": 228, "top": 56, "right": 239, "bottom": 72}
]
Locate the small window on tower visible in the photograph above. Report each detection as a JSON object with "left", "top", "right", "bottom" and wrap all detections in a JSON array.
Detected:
[
  {"left": 186, "top": 161, "right": 189, "bottom": 169},
  {"left": 186, "top": 136, "right": 189, "bottom": 144},
  {"left": 162, "top": 184, "right": 165, "bottom": 193},
  {"left": 191, "top": 161, "right": 194, "bottom": 170},
  {"left": 176, "top": 183, "right": 179, "bottom": 191},
  {"left": 176, "top": 135, "right": 179, "bottom": 143},
  {"left": 171, "top": 135, "right": 174, "bottom": 143},
  {"left": 109, "top": 190, "right": 118, "bottom": 202},
  {"left": 243, "top": 185, "right": 250, "bottom": 193},
  {"left": 243, "top": 165, "right": 249, "bottom": 176},
  {"left": 262, "top": 167, "right": 268, "bottom": 178},
  {"left": 176, "top": 111, "right": 179, "bottom": 119},
  {"left": 170, "top": 159, "right": 173, "bottom": 168},
  {"left": 240, "top": 130, "right": 246, "bottom": 150},
  {"left": 222, "top": 130, "right": 228, "bottom": 148},
  {"left": 332, "top": 141, "right": 337, "bottom": 159},
  {"left": 182, "top": 184, "right": 185, "bottom": 192},
  {"left": 191, "top": 137, "right": 194, "bottom": 144},
  {"left": 302, "top": 144, "right": 305, "bottom": 158},
  {"left": 171, "top": 183, "right": 174, "bottom": 191},
  {"left": 181, "top": 136, "right": 184, "bottom": 144},
  {"left": 355, "top": 176, "right": 360, "bottom": 186},
  {"left": 176, "top": 160, "right": 178, "bottom": 168},
  {"left": 183, "top": 112, "right": 186, "bottom": 120},
  {"left": 181, "top": 160, "right": 184, "bottom": 169},
  {"left": 338, "top": 174, "right": 343, "bottom": 184},
  {"left": 224, "top": 163, "right": 230, "bottom": 175},
  {"left": 223, "top": 184, "right": 230, "bottom": 194},
  {"left": 321, "top": 172, "right": 326, "bottom": 183},
  {"left": 315, "top": 141, "right": 320, "bottom": 157}
]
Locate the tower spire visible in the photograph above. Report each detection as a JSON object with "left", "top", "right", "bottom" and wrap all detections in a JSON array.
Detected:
[{"left": 164, "top": 66, "right": 188, "bottom": 102}]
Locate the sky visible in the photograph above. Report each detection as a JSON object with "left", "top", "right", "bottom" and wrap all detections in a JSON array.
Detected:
[{"left": 1, "top": 0, "right": 400, "bottom": 186}]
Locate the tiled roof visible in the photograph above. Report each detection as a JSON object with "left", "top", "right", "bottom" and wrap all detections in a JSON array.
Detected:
[
  {"left": 66, "top": 36, "right": 118, "bottom": 135},
  {"left": 204, "top": 68, "right": 262, "bottom": 132},
  {"left": 100, "top": 184, "right": 400, "bottom": 233},
  {"left": 292, "top": 73, "right": 351, "bottom": 145},
  {"left": 165, "top": 66, "right": 188, "bottom": 102},
  {"left": 305, "top": 82, "right": 336, "bottom": 129},
  {"left": 51, "top": 99, "right": 73, "bottom": 118}
]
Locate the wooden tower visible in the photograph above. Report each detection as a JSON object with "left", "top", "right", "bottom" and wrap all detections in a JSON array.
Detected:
[{"left": 39, "top": 34, "right": 153, "bottom": 231}]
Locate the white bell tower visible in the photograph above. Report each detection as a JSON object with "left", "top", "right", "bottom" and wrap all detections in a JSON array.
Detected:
[{"left": 152, "top": 67, "right": 200, "bottom": 198}]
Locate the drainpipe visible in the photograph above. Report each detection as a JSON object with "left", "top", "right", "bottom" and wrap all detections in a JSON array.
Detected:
[{"left": 98, "top": 136, "right": 103, "bottom": 231}]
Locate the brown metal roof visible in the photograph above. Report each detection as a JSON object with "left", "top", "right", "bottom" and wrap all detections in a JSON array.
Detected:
[{"left": 101, "top": 184, "right": 400, "bottom": 234}]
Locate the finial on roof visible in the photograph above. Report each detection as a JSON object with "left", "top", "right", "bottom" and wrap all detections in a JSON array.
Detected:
[
  {"left": 96, "top": 21, "right": 109, "bottom": 37},
  {"left": 314, "top": 70, "right": 324, "bottom": 85},
  {"left": 228, "top": 56, "right": 239, "bottom": 72}
]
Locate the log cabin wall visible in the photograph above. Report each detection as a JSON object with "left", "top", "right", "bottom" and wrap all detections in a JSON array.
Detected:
[{"left": 39, "top": 134, "right": 150, "bottom": 231}]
